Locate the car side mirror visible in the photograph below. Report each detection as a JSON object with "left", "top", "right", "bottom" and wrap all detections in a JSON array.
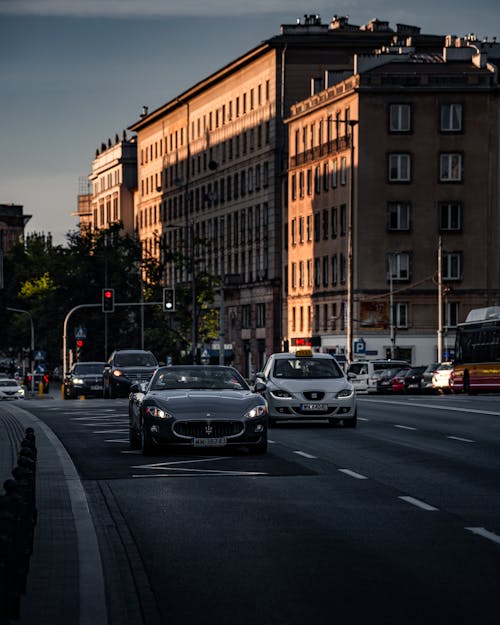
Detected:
[
  {"left": 130, "top": 382, "right": 142, "bottom": 393},
  {"left": 254, "top": 380, "right": 266, "bottom": 393},
  {"left": 347, "top": 372, "right": 356, "bottom": 380}
]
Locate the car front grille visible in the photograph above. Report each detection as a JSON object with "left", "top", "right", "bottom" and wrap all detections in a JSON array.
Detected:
[
  {"left": 173, "top": 420, "right": 244, "bottom": 439},
  {"left": 302, "top": 391, "right": 325, "bottom": 401}
]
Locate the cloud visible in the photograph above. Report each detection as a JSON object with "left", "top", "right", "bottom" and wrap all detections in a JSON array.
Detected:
[{"left": 0, "top": 0, "right": 340, "bottom": 19}]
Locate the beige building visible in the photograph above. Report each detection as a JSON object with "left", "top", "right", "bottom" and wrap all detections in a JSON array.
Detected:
[
  {"left": 286, "top": 35, "right": 500, "bottom": 365},
  {"left": 88, "top": 131, "right": 137, "bottom": 235},
  {"left": 128, "top": 14, "right": 445, "bottom": 375}
]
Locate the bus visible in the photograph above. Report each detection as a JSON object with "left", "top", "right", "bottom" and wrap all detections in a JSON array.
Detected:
[{"left": 451, "top": 306, "right": 500, "bottom": 393}]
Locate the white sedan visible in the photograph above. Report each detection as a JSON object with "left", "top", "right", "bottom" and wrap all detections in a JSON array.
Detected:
[{"left": 0, "top": 378, "right": 25, "bottom": 400}]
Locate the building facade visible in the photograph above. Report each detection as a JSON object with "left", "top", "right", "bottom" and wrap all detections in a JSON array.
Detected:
[
  {"left": 0, "top": 204, "right": 32, "bottom": 252},
  {"left": 286, "top": 35, "right": 500, "bottom": 365},
  {"left": 127, "top": 14, "right": 445, "bottom": 376},
  {"left": 88, "top": 131, "right": 137, "bottom": 235}
]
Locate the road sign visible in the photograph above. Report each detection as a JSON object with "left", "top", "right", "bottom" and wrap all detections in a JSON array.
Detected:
[
  {"left": 354, "top": 338, "right": 366, "bottom": 355},
  {"left": 74, "top": 325, "right": 87, "bottom": 339},
  {"left": 34, "top": 350, "right": 46, "bottom": 361}
]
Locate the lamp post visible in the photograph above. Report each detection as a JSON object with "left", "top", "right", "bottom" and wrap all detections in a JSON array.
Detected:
[
  {"left": 346, "top": 119, "right": 358, "bottom": 363},
  {"left": 7, "top": 307, "right": 35, "bottom": 391},
  {"left": 219, "top": 216, "right": 225, "bottom": 365}
]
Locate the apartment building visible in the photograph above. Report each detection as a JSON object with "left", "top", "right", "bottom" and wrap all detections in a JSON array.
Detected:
[
  {"left": 127, "top": 14, "right": 444, "bottom": 376},
  {"left": 0, "top": 204, "right": 31, "bottom": 252},
  {"left": 88, "top": 131, "right": 137, "bottom": 235},
  {"left": 286, "top": 35, "right": 500, "bottom": 365}
]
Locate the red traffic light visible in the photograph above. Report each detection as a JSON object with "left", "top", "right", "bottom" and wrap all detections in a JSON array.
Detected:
[
  {"left": 76, "top": 339, "right": 84, "bottom": 348},
  {"left": 103, "top": 289, "right": 113, "bottom": 299},
  {"left": 102, "top": 288, "right": 115, "bottom": 312}
]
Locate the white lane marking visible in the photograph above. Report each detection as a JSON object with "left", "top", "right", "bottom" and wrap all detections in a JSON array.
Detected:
[
  {"left": 132, "top": 471, "right": 267, "bottom": 478},
  {"left": 359, "top": 398, "right": 500, "bottom": 417},
  {"left": 92, "top": 428, "right": 128, "bottom": 433},
  {"left": 358, "top": 417, "right": 370, "bottom": 421},
  {"left": 293, "top": 451, "right": 317, "bottom": 459},
  {"left": 398, "top": 496, "right": 439, "bottom": 511},
  {"left": 465, "top": 527, "right": 500, "bottom": 546},
  {"left": 394, "top": 424, "right": 417, "bottom": 430},
  {"left": 268, "top": 439, "right": 276, "bottom": 444},
  {"left": 338, "top": 469, "right": 368, "bottom": 480},
  {"left": 447, "top": 435, "right": 475, "bottom": 443},
  {"left": 105, "top": 439, "right": 129, "bottom": 443}
]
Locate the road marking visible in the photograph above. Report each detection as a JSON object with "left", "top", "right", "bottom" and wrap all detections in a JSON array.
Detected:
[
  {"left": 268, "top": 439, "right": 276, "bottom": 444},
  {"left": 398, "top": 496, "right": 439, "bottom": 511},
  {"left": 131, "top": 456, "right": 268, "bottom": 477},
  {"left": 447, "top": 435, "right": 475, "bottom": 443},
  {"left": 92, "top": 428, "right": 128, "bottom": 433},
  {"left": 358, "top": 417, "right": 370, "bottom": 421},
  {"left": 338, "top": 469, "right": 368, "bottom": 479},
  {"left": 293, "top": 451, "right": 317, "bottom": 459},
  {"left": 394, "top": 424, "right": 417, "bottom": 430},
  {"left": 105, "top": 438, "right": 129, "bottom": 443},
  {"left": 359, "top": 398, "right": 500, "bottom": 417},
  {"left": 465, "top": 527, "right": 500, "bottom": 546}
]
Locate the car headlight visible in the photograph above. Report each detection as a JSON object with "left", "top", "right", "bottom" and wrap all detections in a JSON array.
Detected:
[
  {"left": 17, "top": 388, "right": 25, "bottom": 397},
  {"left": 144, "top": 406, "right": 172, "bottom": 419},
  {"left": 270, "top": 389, "right": 292, "bottom": 398},
  {"left": 336, "top": 388, "right": 354, "bottom": 399},
  {"left": 72, "top": 377, "right": 84, "bottom": 385},
  {"left": 244, "top": 404, "right": 267, "bottom": 419},
  {"left": 113, "top": 369, "right": 123, "bottom": 377}
]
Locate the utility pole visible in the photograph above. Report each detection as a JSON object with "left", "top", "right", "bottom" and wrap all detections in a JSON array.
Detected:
[
  {"left": 219, "top": 216, "right": 225, "bottom": 365},
  {"left": 437, "top": 236, "right": 444, "bottom": 362},
  {"left": 346, "top": 119, "right": 358, "bottom": 363}
]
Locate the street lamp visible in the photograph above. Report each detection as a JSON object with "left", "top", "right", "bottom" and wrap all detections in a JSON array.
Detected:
[{"left": 346, "top": 119, "right": 358, "bottom": 363}]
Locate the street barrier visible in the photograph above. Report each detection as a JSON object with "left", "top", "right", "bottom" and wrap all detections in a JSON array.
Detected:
[{"left": 0, "top": 427, "right": 37, "bottom": 621}]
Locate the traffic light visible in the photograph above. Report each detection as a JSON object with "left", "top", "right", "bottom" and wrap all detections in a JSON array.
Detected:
[
  {"left": 102, "top": 288, "right": 115, "bottom": 313},
  {"left": 76, "top": 339, "right": 84, "bottom": 360},
  {"left": 163, "top": 287, "right": 175, "bottom": 312}
]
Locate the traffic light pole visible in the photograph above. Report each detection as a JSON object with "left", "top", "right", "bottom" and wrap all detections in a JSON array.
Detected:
[{"left": 62, "top": 300, "right": 164, "bottom": 378}]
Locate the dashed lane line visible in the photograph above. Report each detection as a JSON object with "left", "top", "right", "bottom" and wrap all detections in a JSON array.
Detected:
[
  {"left": 394, "top": 424, "right": 418, "bottom": 431},
  {"left": 447, "top": 435, "right": 475, "bottom": 443},
  {"left": 398, "top": 495, "right": 439, "bottom": 511},
  {"left": 338, "top": 468, "right": 368, "bottom": 479},
  {"left": 293, "top": 450, "right": 317, "bottom": 459},
  {"left": 465, "top": 527, "right": 500, "bottom": 546}
]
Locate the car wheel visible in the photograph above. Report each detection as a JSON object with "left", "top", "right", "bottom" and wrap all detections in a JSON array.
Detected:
[
  {"left": 129, "top": 427, "right": 141, "bottom": 450},
  {"left": 343, "top": 412, "right": 357, "bottom": 428},
  {"left": 141, "top": 422, "right": 155, "bottom": 456}
]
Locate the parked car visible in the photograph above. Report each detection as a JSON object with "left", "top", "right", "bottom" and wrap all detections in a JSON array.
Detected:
[
  {"left": 0, "top": 378, "right": 25, "bottom": 400},
  {"left": 420, "top": 363, "right": 440, "bottom": 393},
  {"left": 392, "top": 366, "right": 427, "bottom": 393},
  {"left": 129, "top": 365, "right": 268, "bottom": 455},
  {"left": 432, "top": 362, "right": 454, "bottom": 393},
  {"left": 103, "top": 349, "right": 159, "bottom": 398},
  {"left": 63, "top": 361, "right": 106, "bottom": 399},
  {"left": 255, "top": 349, "right": 356, "bottom": 427},
  {"left": 376, "top": 367, "right": 409, "bottom": 393},
  {"left": 346, "top": 359, "right": 410, "bottom": 394}
]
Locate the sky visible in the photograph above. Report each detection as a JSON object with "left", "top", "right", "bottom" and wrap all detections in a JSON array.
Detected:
[{"left": 1, "top": 0, "right": 499, "bottom": 245}]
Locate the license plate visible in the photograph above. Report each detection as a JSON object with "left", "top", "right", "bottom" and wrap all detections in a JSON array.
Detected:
[
  {"left": 301, "top": 403, "right": 329, "bottom": 411},
  {"left": 90, "top": 385, "right": 103, "bottom": 390},
  {"left": 192, "top": 437, "right": 227, "bottom": 447}
]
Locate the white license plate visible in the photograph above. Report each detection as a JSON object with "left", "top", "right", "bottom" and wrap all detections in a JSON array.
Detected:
[
  {"left": 90, "top": 385, "right": 103, "bottom": 390},
  {"left": 192, "top": 437, "right": 227, "bottom": 447},
  {"left": 301, "top": 403, "right": 328, "bottom": 411}
]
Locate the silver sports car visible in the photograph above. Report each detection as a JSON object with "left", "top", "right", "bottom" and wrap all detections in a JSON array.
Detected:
[{"left": 128, "top": 365, "right": 268, "bottom": 455}]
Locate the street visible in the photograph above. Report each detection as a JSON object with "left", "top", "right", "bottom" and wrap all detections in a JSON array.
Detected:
[{"left": 21, "top": 393, "right": 500, "bottom": 624}]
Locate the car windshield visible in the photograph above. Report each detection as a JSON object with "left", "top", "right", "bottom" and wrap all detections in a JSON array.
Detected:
[
  {"left": 0, "top": 380, "right": 17, "bottom": 387},
  {"left": 114, "top": 353, "right": 157, "bottom": 367},
  {"left": 73, "top": 364, "right": 104, "bottom": 375},
  {"left": 150, "top": 366, "right": 249, "bottom": 391},
  {"left": 273, "top": 357, "right": 343, "bottom": 379}
]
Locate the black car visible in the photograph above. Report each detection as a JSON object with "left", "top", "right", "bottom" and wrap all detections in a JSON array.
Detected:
[
  {"left": 128, "top": 365, "right": 268, "bottom": 455},
  {"left": 103, "top": 349, "right": 159, "bottom": 398},
  {"left": 63, "top": 361, "right": 106, "bottom": 399}
]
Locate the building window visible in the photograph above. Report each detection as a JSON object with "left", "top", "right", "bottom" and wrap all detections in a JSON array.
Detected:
[
  {"left": 439, "top": 202, "right": 462, "bottom": 231},
  {"left": 314, "top": 212, "right": 320, "bottom": 242},
  {"left": 322, "top": 256, "right": 329, "bottom": 287},
  {"left": 307, "top": 259, "right": 312, "bottom": 287},
  {"left": 446, "top": 301, "right": 459, "bottom": 328},
  {"left": 389, "top": 103, "right": 411, "bottom": 132},
  {"left": 441, "top": 103, "right": 463, "bottom": 132},
  {"left": 291, "top": 263, "right": 297, "bottom": 289},
  {"left": 291, "top": 307, "right": 296, "bottom": 332},
  {"left": 393, "top": 303, "right": 408, "bottom": 328},
  {"left": 307, "top": 169, "right": 312, "bottom": 195},
  {"left": 315, "top": 166, "right": 321, "bottom": 193},
  {"left": 440, "top": 153, "right": 463, "bottom": 182},
  {"left": 442, "top": 252, "right": 462, "bottom": 280},
  {"left": 340, "top": 254, "right": 346, "bottom": 284},
  {"left": 256, "top": 303, "right": 265, "bottom": 327},
  {"left": 291, "top": 218, "right": 296, "bottom": 246},
  {"left": 389, "top": 154, "right": 411, "bottom": 182},
  {"left": 291, "top": 174, "right": 296, "bottom": 201},
  {"left": 299, "top": 216, "right": 304, "bottom": 243},
  {"left": 340, "top": 157, "right": 347, "bottom": 185},
  {"left": 331, "top": 159, "right": 338, "bottom": 187},
  {"left": 314, "top": 258, "right": 321, "bottom": 287},
  {"left": 299, "top": 261, "right": 304, "bottom": 288},
  {"left": 332, "top": 254, "right": 338, "bottom": 286},
  {"left": 322, "top": 209, "right": 329, "bottom": 240},
  {"left": 388, "top": 252, "right": 411, "bottom": 281},
  {"left": 307, "top": 215, "right": 313, "bottom": 241},
  {"left": 340, "top": 204, "right": 346, "bottom": 236},
  {"left": 387, "top": 202, "right": 410, "bottom": 231},
  {"left": 242, "top": 304, "right": 251, "bottom": 328},
  {"left": 331, "top": 207, "right": 337, "bottom": 238},
  {"left": 323, "top": 162, "right": 329, "bottom": 191}
]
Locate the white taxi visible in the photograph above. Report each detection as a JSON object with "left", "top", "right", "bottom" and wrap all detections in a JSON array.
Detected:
[{"left": 254, "top": 350, "right": 356, "bottom": 427}]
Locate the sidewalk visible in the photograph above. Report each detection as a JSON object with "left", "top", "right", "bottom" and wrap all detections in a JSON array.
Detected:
[{"left": 0, "top": 399, "right": 107, "bottom": 625}]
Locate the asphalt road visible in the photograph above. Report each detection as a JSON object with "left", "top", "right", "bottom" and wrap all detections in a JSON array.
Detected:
[{"left": 23, "top": 393, "right": 500, "bottom": 625}]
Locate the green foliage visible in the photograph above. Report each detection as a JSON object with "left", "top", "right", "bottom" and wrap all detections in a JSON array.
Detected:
[{"left": 1, "top": 225, "right": 219, "bottom": 369}]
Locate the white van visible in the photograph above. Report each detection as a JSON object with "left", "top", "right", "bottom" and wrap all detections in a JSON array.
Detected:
[{"left": 346, "top": 359, "right": 410, "bottom": 393}]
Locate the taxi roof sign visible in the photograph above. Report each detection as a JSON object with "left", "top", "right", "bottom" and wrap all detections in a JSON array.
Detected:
[{"left": 295, "top": 349, "right": 313, "bottom": 357}]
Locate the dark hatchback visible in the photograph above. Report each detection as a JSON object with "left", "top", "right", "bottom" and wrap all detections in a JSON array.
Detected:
[
  {"left": 103, "top": 349, "right": 159, "bottom": 398},
  {"left": 63, "top": 361, "right": 106, "bottom": 399}
]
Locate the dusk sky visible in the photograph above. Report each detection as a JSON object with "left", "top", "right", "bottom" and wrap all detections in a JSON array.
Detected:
[{"left": 1, "top": 0, "right": 499, "bottom": 244}]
